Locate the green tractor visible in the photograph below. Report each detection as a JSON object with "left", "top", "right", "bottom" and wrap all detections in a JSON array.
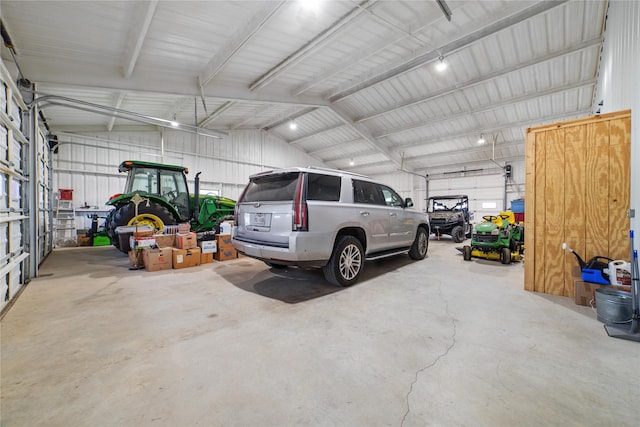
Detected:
[
  {"left": 104, "top": 160, "right": 236, "bottom": 252},
  {"left": 462, "top": 214, "right": 524, "bottom": 264}
]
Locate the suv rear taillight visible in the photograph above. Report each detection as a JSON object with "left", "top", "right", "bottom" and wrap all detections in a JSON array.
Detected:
[
  {"left": 292, "top": 174, "right": 308, "bottom": 231},
  {"left": 235, "top": 184, "right": 250, "bottom": 224}
]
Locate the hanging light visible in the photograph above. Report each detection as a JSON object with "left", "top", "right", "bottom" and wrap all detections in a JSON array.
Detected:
[
  {"left": 435, "top": 56, "right": 447, "bottom": 72},
  {"left": 478, "top": 134, "right": 486, "bottom": 144},
  {"left": 349, "top": 158, "right": 355, "bottom": 166},
  {"left": 289, "top": 121, "right": 297, "bottom": 130}
]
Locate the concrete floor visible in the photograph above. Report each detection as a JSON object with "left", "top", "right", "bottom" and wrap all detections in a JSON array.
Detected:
[{"left": 1, "top": 240, "right": 638, "bottom": 426}]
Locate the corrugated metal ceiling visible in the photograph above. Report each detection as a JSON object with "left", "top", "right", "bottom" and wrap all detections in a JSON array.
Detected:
[{"left": 0, "top": 0, "right": 607, "bottom": 175}]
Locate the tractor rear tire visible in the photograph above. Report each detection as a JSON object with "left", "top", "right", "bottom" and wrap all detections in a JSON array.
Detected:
[
  {"left": 452, "top": 225, "right": 465, "bottom": 243},
  {"left": 463, "top": 245, "right": 472, "bottom": 261},
  {"left": 109, "top": 202, "right": 177, "bottom": 253},
  {"left": 500, "top": 247, "right": 512, "bottom": 264}
]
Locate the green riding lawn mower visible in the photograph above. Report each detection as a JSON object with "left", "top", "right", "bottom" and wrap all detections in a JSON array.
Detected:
[
  {"left": 461, "top": 214, "right": 524, "bottom": 264},
  {"left": 104, "top": 160, "right": 236, "bottom": 253}
]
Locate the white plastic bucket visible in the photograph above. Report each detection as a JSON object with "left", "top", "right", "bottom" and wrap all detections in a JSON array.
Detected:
[{"left": 608, "top": 260, "right": 631, "bottom": 286}]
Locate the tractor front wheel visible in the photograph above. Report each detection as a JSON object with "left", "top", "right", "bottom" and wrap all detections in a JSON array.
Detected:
[
  {"left": 109, "top": 202, "right": 177, "bottom": 253},
  {"left": 500, "top": 247, "right": 512, "bottom": 264},
  {"left": 463, "top": 245, "right": 472, "bottom": 261}
]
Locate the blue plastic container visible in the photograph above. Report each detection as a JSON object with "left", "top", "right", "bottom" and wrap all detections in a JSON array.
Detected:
[
  {"left": 511, "top": 199, "right": 525, "bottom": 213},
  {"left": 581, "top": 268, "right": 610, "bottom": 285}
]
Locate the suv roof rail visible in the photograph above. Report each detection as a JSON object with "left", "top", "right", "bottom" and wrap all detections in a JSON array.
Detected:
[{"left": 307, "top": 166, "right": 371, "bottom": 179}]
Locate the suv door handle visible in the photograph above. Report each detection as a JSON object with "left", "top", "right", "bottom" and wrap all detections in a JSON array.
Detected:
[
  {"left": 360, "top": 211, "right": 370, "bottom": 216},
  {"left": 389, "top": 212, "right": 398, "bottom": 217}
]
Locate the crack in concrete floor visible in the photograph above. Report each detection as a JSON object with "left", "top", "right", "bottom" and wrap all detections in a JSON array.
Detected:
[{"left": 400, "top": 285, "right": 458, "bottom": 427}]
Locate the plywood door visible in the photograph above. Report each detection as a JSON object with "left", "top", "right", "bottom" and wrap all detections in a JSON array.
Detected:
[{"left": 525, "top": 111, "right": 631, "bottom": 296}]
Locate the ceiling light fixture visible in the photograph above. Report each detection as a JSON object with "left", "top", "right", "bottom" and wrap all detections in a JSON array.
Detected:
[
  {"left": 478, "top": 134, "right": 486, "bottom": 144},
  {"left": 436, "top": 0, "right": 453, "bottom": 22},
  {"left": 435, "top": 56, "right": 447, "bottom": 72},
  {"left": 349, "top": 158, "right": 355, "bottom": 166},
  {"left": 289, "top": 121, "right": 297, "bottom": 130}
]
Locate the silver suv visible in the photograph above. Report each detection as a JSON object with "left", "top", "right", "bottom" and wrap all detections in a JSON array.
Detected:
[{"left": 232, "top": 167, "right": 430, "bottom": 286}]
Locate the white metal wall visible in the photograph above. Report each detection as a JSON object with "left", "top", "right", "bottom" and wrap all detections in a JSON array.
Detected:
[
  {"left": 368, "top": 159, "right": 525, "bottom": 218},
  {"left": 52, "top": 129, "right": 326, "bottom": 229},
  {"left": 595, "top": 0, "right": 640, "bottom": 235}
]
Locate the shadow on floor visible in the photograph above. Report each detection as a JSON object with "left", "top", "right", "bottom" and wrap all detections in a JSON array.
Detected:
[{"left": 216, "top": 255, "right": 415, "bottom": 304}]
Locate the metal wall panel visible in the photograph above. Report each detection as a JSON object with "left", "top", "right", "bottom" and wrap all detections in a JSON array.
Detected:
[
  {"left": 595, "top": 0, "right": 640, "bottom": 235},
  {"left": 52, "top": 129, "right": 327, "bottom": 232}
]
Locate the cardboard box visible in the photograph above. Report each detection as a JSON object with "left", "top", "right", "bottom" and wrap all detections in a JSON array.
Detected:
[
  {"left": 177, "top": 222, "right": 191, "bottom": 233},
  {"left": 574, "top": 280, "right": 631, "bottom": 306},
  {"left": 200, "top": 252, "right": 214, "bottom": 264},
  {"left": 176, "top": 232, "right": 197, "bottom": 249},
  {"left": 215, "top": 234, "right": 233, "bottom": 248},
  {"left": 172, "top": 247, "right": 201, "bottom": 269},
  {"left": 198, "top": 240, "right": 217, "bottom": 253},
  {"left": 130, "top": 236, "right": 156, "bottom": 249},
  {"left": 215, "top": 247, "right": 238, "bottom": 261},
  {"left": 214, "top": 234, "right": 236, "bottom": 260},
  {"left": 143, "top": 248, "right": 173, "bottom": 272},
  {"left": 77, "top": 234, "right": 91, "bottom": 246},
  {"left": 154, "top": 234, "right": 175, "bottom": 248}
]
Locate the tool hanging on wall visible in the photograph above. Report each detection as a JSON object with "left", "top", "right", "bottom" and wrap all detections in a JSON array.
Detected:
[{"left": 604, "top": 230, "right": 640, "bottom": 342}]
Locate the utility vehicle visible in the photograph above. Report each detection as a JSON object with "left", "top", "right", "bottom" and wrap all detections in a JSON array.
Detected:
[{"left": 427, "top": 195, "right": 471, "bottom": 242}]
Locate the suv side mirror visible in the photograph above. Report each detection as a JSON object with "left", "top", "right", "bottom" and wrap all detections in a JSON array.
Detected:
[{"left": 404, "top": 198, "right": 414, "bottom": 208}]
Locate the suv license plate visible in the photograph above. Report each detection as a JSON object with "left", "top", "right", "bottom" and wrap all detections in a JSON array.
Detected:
[{"left": 252, "top": 213, "right": 267, "bottom": 226}]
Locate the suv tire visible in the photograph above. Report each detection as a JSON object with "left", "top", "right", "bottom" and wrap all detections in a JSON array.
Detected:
[
  {"left": 409, "top": 227, "right": 429, "bottom": 260},
  {"left": 323, "top": 235, "right": 364, "bottom": 287},
  {"left": 451, "top": 225, "right": 465, "bottom": 243}
]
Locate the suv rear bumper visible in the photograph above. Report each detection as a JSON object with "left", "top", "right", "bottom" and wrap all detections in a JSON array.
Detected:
[{"left": 232, "top": 231, "right": 333, "bottom": 267}]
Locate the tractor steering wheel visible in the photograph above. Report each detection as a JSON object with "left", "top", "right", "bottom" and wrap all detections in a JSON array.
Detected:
[
  {"left": 499, "top": 214, "right": 511, "bottom": 220},
  {"left": 483, "top": 215, "right": 499, "bottom": 223},
  {"left": 163, "top": 190, "right": 177, "bottom": 200}
]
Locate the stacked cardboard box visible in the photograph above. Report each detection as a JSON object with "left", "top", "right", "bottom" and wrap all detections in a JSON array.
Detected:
[
  {"left": 198, "top": 240, "right": 216, "bottom": 264},
  {"left": 176, "top": 232, "right": 197, "bottom": 249},
  {"left": 215, "top": 234, "right": 237, "bottom": 261},
  {"left": 143, "top": 248, "right": 173, "bottom": 272},
  {"left": 130, "top": 229, "right": 156, "bottom": 250},
  {"left": 154, "top": 234, "right": 175, "bottom": 248},
  {"left": 125, "top": 220, "right": 239, "bottom": 270},
  {"left": 172, "top": 247, "right": 202, "bottom": 269}
]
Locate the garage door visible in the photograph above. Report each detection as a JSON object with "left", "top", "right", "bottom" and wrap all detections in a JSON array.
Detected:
[
  {"left": 1, "top": 61, "right": 31, "bottom": 312},
  {"left": 429, "top": 173, "right": 506, "bottom": 223}
]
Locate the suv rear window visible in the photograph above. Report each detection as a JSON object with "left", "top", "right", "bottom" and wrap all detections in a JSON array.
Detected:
[
  {"left": 307, "top": 173, "right": 340, "bottom": 201},
  {"left": 242, "top": 172, "right": 300, "bottom": 202}
]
